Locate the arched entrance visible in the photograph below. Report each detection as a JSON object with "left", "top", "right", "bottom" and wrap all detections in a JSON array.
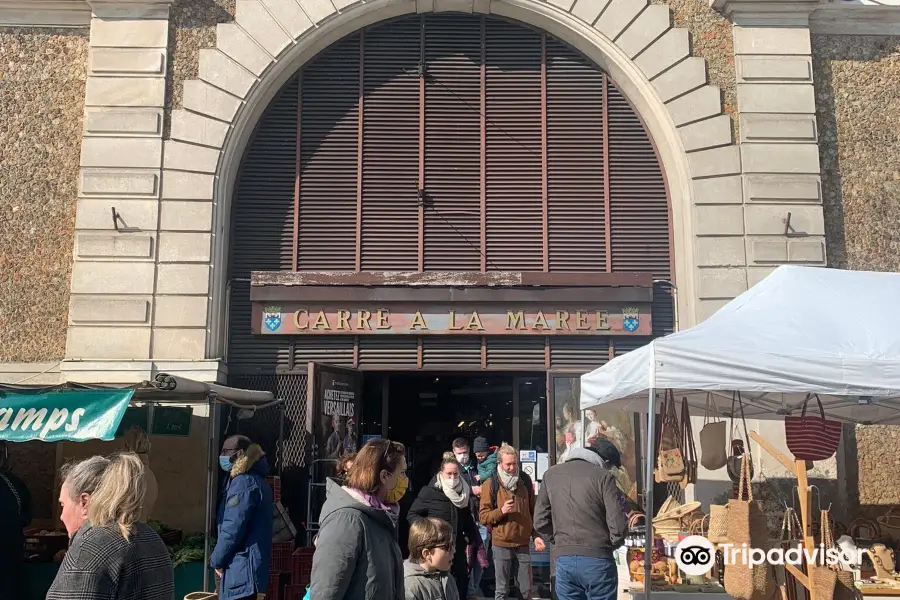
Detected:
[
  {"left": 227, "top": 13, "right": 672, "bottom": 373},
  {"left": 225, "top": 15, "right": 673, "bottom": 515}
]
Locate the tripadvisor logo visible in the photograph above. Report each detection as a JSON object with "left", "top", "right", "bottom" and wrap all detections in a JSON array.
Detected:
[{"left": 674, "top": 536, "right": 862, "bottom": 576}]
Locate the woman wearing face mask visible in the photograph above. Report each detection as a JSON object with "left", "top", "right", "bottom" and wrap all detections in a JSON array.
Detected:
[
  {"left": 210, "top": 434, "right": 274, "bottom": 600},
  {"left": 407, "top": 453, "right": 479, "bottom": 600},
  {"left": 310, "top": 437, "right": 408, "bottom": 599}
]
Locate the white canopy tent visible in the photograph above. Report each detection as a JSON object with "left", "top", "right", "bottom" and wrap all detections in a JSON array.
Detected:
[
  {"left": 581, "top": 265, "right": 900, "bottom": 424},
  {"left": 578, "top": 265, "right": 900, "bottom": 595}
]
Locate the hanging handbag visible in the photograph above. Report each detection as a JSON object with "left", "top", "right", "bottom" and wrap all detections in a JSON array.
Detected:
[
  {"left": 784, "top": 394, "right": 842, "bottom": 461},
  {"left": 656, "top": 391, "right": 685, "bottom": 482},
  {"left": 680, "top": 397, "right": 698, "bottom": 488},
  {"left": 727, "top": 392, "right": 754, "bottom": 484},
  {"left": 820, "top": 510, "right": 856, "bottom": 600},
  {"left": 876, "top": 507, "right": 900, "bottom": 541},
  {"left": 809, "top": 509, "right": 838, "bottom": 600},
  {"left": 708, "top": 504, "right": 729, "bottom": 544},
  {"left": 700, "top": 393, "right": 728, "bottom": 471},
  {"left": 724, "top": 456, "right": 775, "bottom": 600},
  {"left": 726, "top": 456, "right": 767, "bottom": 545}
]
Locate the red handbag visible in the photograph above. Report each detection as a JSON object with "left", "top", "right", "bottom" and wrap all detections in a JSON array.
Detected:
[{"left": 784, "top": 395, "right": 842, "bottom": 461}]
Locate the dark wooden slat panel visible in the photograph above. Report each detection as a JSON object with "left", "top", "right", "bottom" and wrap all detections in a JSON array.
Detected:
[
  {"left": 358, "top": 336, "right": 419, "bottom": 368},
  {"left": 423, "top": 14, "right": 483, "bottom": 271},
  {"left": 298, "top": 37, "right": 359, "bottom": 269},
  {"left": 546, "top": 38, "right": 606, "bottom": 272},
  {"left": 361, "top": 18, "right": 421, "bottom": 270},
  {"left": 422, "top": 336, "right": 483, "bottom": 369},
  {"left": 484, "top": 17, "right": 543, "bottom": 271}
]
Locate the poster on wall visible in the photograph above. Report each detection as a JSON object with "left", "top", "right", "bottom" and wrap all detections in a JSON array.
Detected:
[
  {"left": 552, "top": 376, "right": 640, "bottom": 501},
  {"left": 306, "top": 363, "right": 363, "bottom": 464}
]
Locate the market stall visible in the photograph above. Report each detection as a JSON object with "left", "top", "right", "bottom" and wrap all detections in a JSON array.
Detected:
[
  {"left": 580, "top": 266, "right": 900, "bottom": 599},
  {"left": 0, "top": 373, "right": 281, "bottom": 597}
]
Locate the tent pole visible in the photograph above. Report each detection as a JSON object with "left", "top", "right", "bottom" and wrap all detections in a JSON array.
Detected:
[
  {"left": 203, "top": 395, "right": 216, "bottom": 592},
  {"left": 644, "top": 387, "right": 656, "bottom": 597}
]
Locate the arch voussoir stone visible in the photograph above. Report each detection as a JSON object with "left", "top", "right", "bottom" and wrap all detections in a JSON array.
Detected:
[
  {"left": 216, "top": 23, "right": 272, "bottom": 75},
  {"left": 236, "top": 0, "right": 293, "bottom": 55},
  {"left": 616, "top": 3, "right": 670, "bottom": 59},
  {"left": 260, "top": 0, "right": 315, "bottom": 36},
  {"left": 596, "top": 0, "right": 647, "bottom": 40}
]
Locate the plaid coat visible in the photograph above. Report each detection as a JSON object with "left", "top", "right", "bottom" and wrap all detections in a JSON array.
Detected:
[{"left": 46, "top": 523, "right": 174, "bottom": 600}]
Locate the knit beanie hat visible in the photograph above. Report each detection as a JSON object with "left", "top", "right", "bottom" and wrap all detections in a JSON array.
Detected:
[{"left": 473, "top": 436, "right": 490, "bottom": 453}]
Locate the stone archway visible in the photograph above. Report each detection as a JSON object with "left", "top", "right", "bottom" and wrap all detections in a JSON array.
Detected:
[{"left": 163, "top": 0, "right": 741, "bottom": 358}]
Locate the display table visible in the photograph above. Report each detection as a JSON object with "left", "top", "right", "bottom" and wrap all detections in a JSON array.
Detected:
[
  {"left": 23, "top": 562, "right": 212, "bottom": 600},
  {"left": 627, "top": 590, "right": 732, "bottom": 600}
]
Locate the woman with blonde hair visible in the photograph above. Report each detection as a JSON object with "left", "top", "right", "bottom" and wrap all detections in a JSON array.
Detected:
[
  {"left": 407, "top": 453, "right": 479, "bottom": 600},
  {"left": 47, "top": 452, "right": 174, "bottom": 600}
]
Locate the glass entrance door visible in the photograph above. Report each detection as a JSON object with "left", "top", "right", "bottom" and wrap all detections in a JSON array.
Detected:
[{"left": 513, "top": 376, "right": 548, "bottom": 455}]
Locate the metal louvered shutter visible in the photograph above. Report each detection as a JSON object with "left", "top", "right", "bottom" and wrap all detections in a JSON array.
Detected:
[
  {"left": 422, "top": 337, "right": 483, "bottom": 369},
  {"left": 227, "top": 77, "right": 298, "bottom": 372},
  {"left": 299, "top": 37, "right": 359, "bottom": 270},
  {"left": 546, "top": 38, "right": 606, "bottom": 272},
  {"left": 484, "top": 18, "right": 543, "bottom": 271},
  {"left": 358, "top": 336, "right": 419, "bottom": 369},
  {"left": 361, "top": 20, "right": 420, "bottom": 270},
  {"left": 423, "top": 15, "right": 482, "bottom": 271}
]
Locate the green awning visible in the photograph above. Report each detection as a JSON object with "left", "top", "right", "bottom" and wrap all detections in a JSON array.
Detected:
[{"left": 0, "top": 388, "right": 133, "bottom": 442}]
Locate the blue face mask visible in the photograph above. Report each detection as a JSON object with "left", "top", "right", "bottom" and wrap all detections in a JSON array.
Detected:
[{"left": 219, "top": 455, "right": 233, "bottom": 472}]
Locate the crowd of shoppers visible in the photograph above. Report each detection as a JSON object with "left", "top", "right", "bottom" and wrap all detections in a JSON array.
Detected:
[{"left": 3, "top": 425, "right": 628, "bottom": 600}]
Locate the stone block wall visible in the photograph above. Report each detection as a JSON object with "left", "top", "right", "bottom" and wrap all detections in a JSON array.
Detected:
[
  {"left": 0, "top": 28, "right": 88, "bottom": 364},
  {"left": 0, "top": 27, "right": 88, "bottom": 517},
  {"left": 813, "top": 34, "right": 900, "bottom": 511}
]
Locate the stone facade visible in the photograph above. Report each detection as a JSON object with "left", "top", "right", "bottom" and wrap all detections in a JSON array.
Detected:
[
  {"left": 1, "top": 0, "right": 899, "bottom": 523},
  {"left": 0, "top": 27, "right": 88, "bottom": 364},
  {"left": 812, "top": 34, "right": 900, "bottom": 510}
]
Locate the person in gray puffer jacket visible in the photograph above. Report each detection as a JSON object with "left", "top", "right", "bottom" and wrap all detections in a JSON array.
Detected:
[
  {"left": 404, "top": 517, "right": 459, "bottom": 600},
  {"left": 310, "top": 439, "right": 407, "bottom": 600}
]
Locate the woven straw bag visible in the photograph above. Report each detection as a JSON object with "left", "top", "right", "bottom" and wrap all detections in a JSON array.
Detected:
[
  {"left": 709, "top": 504, "right": 729, "bottom": 544},
  {"left": 821, "top": 511, "right": 857, "bottom": 600}
]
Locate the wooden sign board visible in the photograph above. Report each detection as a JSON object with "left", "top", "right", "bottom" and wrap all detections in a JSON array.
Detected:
[{"left": 253, "top": 303, "right": 651, "bottom": 336}]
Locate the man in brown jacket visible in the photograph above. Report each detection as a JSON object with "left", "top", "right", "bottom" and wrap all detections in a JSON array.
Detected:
[{"left": 479, "top": 444, "right": 545, "bottom": 600}]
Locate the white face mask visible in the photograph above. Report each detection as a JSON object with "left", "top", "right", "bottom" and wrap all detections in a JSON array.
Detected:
[{"left": 455, "top": 452, "right": 470, "bottom": 466}]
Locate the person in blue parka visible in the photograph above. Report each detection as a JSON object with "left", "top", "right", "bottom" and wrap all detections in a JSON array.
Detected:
[{"left": 210, "top": 434, "right": 274, "bottom": 600}]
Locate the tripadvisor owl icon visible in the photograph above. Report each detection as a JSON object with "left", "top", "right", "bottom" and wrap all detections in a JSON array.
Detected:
[{"left": 675, "top": 536, "right": 716, "bottom": 576}]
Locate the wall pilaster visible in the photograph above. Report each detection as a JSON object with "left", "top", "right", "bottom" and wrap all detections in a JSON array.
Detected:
[
  {"left": 64, "top": 0, "right": 201, "bottom": 380},
  {"left": 712, "top": 0, "right": 827, "bottom": 295}
]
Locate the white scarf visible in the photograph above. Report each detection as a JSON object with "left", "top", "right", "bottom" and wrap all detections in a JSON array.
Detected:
[
  {"left": 436, "top": 473, "right": 471, "bottom": 508},
  {"left": 498, "top": 468, "right": 519, "bottom": 491}
]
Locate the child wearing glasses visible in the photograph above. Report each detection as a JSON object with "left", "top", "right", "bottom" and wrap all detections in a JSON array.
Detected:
[{"left": 404, "top": 517, "right": 460, "bottom": 600}]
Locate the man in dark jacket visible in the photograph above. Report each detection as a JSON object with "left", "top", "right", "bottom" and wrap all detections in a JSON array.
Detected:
[
  {"left": 0, "top": 442, "right": 31, "bottom": 600},
  {"left": 211, "top": 435, "right": 274, "bottom": 600},
  {"left": 534, "top": 440, "right": 628, "bottom": 600}
]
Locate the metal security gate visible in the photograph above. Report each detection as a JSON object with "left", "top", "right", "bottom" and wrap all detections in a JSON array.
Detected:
[{"left": 227, "top": 13, "right": 673, "bottom": 374}]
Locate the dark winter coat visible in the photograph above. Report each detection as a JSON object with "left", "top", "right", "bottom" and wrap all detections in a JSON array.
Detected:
[
  {"left": 0, "top": 471, "right": 32, "bottom": 600},
  {"left": 210, "top": 443, "right": 274, "bottom": 600},
  {"left": 46, "top": 523, "right": 174, "bottom": 600},
  {"left": 533, "top": 447, "right": 628, "bottom": 561},
  {"left": 310, "top": 479, "right": 404, "bottom": 600},
  {"left": 407, "top": 475, "right": 479, "bottom": 549}
]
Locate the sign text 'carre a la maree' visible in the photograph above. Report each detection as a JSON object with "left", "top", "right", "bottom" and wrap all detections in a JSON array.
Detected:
[{"left": 256, "top": 304, "right": 650, "bottom": 335}]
